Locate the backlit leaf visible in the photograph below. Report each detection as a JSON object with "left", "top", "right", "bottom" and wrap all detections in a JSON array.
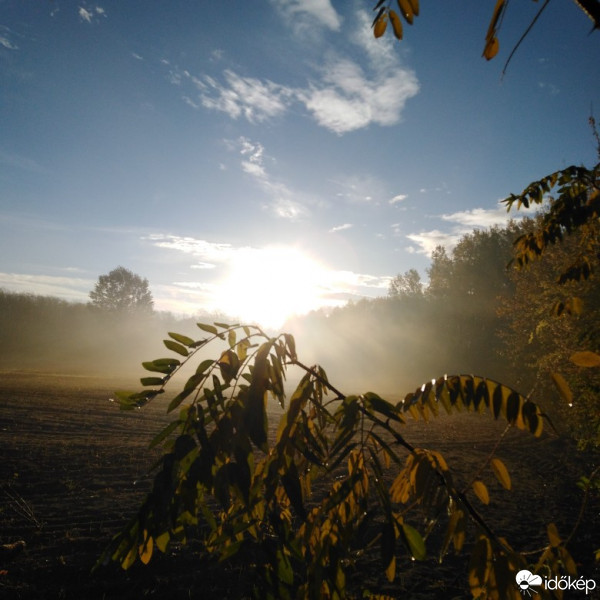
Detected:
[
  {"left": 408, "top": 0, "right": 419, "bottom": 16},
  {"left": 168, "top": 332, "right": 195, "bottom": 347},
  {"left": 551, "top": 372, "right": 573, "bottom": 405},
  {"left": 570, "top": 350, "right": 600, "bottom": 367},
  {"left": 385, "top": 555, "right": 396, "bottom": 582},
  {"left": 389, "top": 10, "right": 403, "bottom": 40},
  {"left": 483, "top": 36, "right": 499, "bottom": 60},
  {"left": 472, "top": 479, "right": 490, "bottom": 505},
  {"left": 164, "top": 339, "right": 189, "bottom": 357},
  {"left": 374, "top": 14, "right": 387, "bottom": 38},
  {"left": 491, "top": 458, "right": 511, "bottom": 490},
  {"left": 197, "top": 323, "right": 218, "bottom": 335},
  {"left": 401, "top": 523, "right": 426, "bottom": 560},
  {"left": 547, "top": 522, "right": 561, "bottom": 547},
  {"left": 138, "top": 532, "right": 153, "bottom": 565},
  {"left": 397, "top": 0, "right": 414, "bottom": 24}
]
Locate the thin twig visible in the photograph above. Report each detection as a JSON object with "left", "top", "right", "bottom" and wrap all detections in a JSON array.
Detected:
[{"left": 502, "top": 0, "right": 553, "bottom": 77}]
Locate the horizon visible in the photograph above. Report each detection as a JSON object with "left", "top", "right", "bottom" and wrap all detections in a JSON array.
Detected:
[{"left": 1, "top": 1, "right": 598, "bottom": 328}]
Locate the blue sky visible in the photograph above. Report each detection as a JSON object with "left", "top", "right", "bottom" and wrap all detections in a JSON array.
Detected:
[{"left": 1, "top": 0, "right": 599, "bottom": 327}]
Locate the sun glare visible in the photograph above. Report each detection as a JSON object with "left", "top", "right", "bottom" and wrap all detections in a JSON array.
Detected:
[{"left": 216, "top": 247, "right": 328, "bottom": 330}]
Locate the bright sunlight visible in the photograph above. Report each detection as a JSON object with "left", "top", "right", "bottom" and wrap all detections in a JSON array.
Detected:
[{"left": 215, "top": 246, "right": 330, "bottom": 330}]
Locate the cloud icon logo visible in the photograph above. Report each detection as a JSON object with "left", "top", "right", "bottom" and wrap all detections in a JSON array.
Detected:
[{"left": 516, "top": 570, "right": 543, "bottom": 596}]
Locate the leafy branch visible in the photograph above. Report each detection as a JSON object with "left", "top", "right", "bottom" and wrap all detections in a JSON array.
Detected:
[{"left": 95, "top": 321, "right": 586, "bottom": 599}]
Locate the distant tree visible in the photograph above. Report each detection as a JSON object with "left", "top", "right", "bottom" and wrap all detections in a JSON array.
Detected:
[
  {"left": 388, "top": 268, "right": 423, "bottom": 298},
  {"left": 89, "top": 266, "right": 154, "bottom": 314}
]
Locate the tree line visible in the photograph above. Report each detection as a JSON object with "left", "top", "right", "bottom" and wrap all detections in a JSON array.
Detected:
[{"left": 288, "top": 213, "right": 599, "bottom": 450}]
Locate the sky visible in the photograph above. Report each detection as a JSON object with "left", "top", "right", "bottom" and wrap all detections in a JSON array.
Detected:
[{"left": 1, "top": 0, "right": 599, "bottom": 328}]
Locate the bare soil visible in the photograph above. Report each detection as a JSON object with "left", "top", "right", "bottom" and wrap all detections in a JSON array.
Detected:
[{"left": 0, "top": 372, "right": 598, "bottom": 599}]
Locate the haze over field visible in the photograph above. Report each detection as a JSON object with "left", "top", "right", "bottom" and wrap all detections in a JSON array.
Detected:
[{"left": 1, "top": 1, "right": 599, "bottom": 328}]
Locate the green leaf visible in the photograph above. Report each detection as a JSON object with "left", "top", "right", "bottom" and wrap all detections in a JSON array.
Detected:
[
  {"left": 140, "top": 377, "right": 165, "bottom": 387},
  {"left": 401, "top": 523, "right": 426, "bottom": 560},
  {"left": 168, "top": 332, "right": 195, "bottom": 347},
  {"left": 167, "top": 387, "right": 195, "bottom": 413},
  {"left": 142, "top": 359, "right": 180, "bottom": 375},
  {"left": 197, "top": 323, "right": 218, "bottom": 335},
  {"left": 491, "top": 458, "right": 511, "bottom": 490},
  {"left": 228, "top": 329, "right": 236, "bottom": 348},
  {"left": 149, "top": 420, "right": 180, "bottom": 449},
  {"left": 164, "top": 339, "right": 189, "bottom": 357}
]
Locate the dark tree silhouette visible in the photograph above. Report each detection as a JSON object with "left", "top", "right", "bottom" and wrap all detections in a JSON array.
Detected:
[{"left": 89, "top": 266, "right": 154, "bottom": 314}]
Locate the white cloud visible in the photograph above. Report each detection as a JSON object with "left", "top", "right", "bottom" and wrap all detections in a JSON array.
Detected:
[
  {"left": 233, "top": 137, "right": 309, "bottom": 219},
  {"left": 199, "top": 70, "right": 292, "bottom": 123},
  {"left": 406, "top": 230, "right": 464, "bottom": 257},
  {"left": 78, "top": 6, "right": 106, "bottom": 23},
  {"left": 405, "top": 200, "right": 540, "bottom": 256},
  {"left": 298, "top": 10, "right": 419, "bottom": 134},
  {"left": 0, "top": 36, "right": 18, "bottom": 50},
  {"left": 176, "top": 10, "right": 418, "bottom": 135},
  {"left": 271, "top": 0, "right": 342, "bottom": 32},
  {"left": 390, "top": 194, "right": 408, "bottom": 204},
  {"left": 300, "top": 55, "right": 419, "bottom": 134},
  {"left": 329, "top": 223, "right": 353, "bottom": 233},
  {"left": 145, "top": 234, "right": 235, "bottom": 268},
  {"left": 442, "top": 200, "right": 537, "bottom": 228}
]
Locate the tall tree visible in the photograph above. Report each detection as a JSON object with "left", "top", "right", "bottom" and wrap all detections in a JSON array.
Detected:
[
  {"left": 89, "top": 266, "right": 154, "bottom": 314},
  {"left": 388, "top": 268, "right": 423, "bottom": 298}
]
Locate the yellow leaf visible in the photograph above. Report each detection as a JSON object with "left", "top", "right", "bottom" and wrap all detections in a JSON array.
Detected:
[
  {"left": 570, "top": 350, "right": 600, "bottom": 368},
  {"left": 551, "top": 372, "right": 573, "bottom": 405},
  {"left": 483, "top": 36, "right": 499, "bottom": 60},
  {"left": 385, "top": 555, "right": 396, "bottom": 582},
  {"left": 139, "top": 533, "right": 153, "bottom": 565},
  {"left": 491, "top": 458, "right": 511, "bottom": 490},
  {"left": 121, "top": 544, "right": 137, "bottom": 570},
  {"left": 373, "top": 15, "right": 387, "bottom": 38},
  {"left": 547, "top": 523, "right": 561, "bottom": 547},
  {"left": 472, "top": 479, "right": 490, "bottom": 505},
  {"left": 389, "top": 10, "right": 403, "bottom": 40},
  {"left": 408, "top": 0, "right": 419, "bottom": 16},
  {"left": 396, "top": 0, "right": 414, "bottom": 24}
]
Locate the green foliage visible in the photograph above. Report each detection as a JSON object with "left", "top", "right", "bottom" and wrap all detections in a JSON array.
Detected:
[
  {"left": 504, "top": 162, "right": 600, "bottom": 283},
  {"left": 97, "top": 321, "right": 580, "bottom": 599},
  {"left": 501, "top": 164, "right": 600, "bottom": 448}
]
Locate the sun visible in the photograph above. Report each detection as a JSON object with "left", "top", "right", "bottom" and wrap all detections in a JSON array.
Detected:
[{"left": 215, "top": 246, "right": 328, "bottom": 330}]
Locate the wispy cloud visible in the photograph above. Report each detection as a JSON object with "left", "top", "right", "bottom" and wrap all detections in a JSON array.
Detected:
[
  {"left": 170, "top": 10, "right": 418, "bottom": 135},
  {"left": 197, "top": 71, "right": 293, "bottom": 123},
  {"left": 389, "top": 194, "right": 408, "bottom": 204},
  {"left": 329, "top": 223, "right": 353, "bottom": 233},
  {"left": 78, "top": 6, "right": 106, "bottom": 24},
  {"left": 233, "top": 137, "right": 309, "bottom": 219},
  {"left": 270, "top": 0, "right": 342, "bottom": 32},
  {"left": 0, "top": 28, "right": 18, "bottom": 51},
  {"left": 144, "top": 234, "right": 235, "bottom": 269},
  {"left": 0, "top": 272, "right": 93, "bottom": 301}
]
